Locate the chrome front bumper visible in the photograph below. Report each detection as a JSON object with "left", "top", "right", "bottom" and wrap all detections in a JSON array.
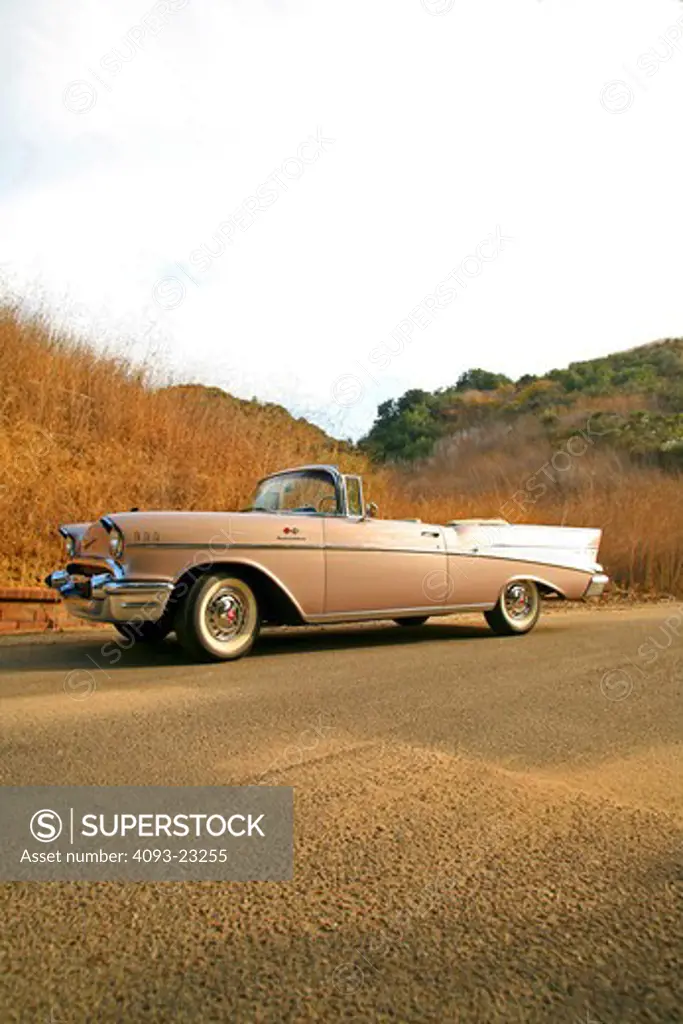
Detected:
[
  {"left": 584, "top": 572, "right": 610, "bottom": 598},
  {"left": 45, "top": 570, "right": 173, "bottom": 624}
]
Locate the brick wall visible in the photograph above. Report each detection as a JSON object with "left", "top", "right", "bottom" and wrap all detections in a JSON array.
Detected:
[{"left": 0, "top": 586, "right": 107, "bottom": 635}]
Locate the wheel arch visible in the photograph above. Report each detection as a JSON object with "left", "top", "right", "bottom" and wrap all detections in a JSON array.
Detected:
[
  {"left": 170, "top": 559, "right": 306, "bottom": 626},
  {"left": 502, "top": 573, "right": 566, "bottom": 600}
]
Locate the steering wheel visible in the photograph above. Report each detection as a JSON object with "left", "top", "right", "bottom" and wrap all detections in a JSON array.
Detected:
[{"left": 317, "top": 495, "right": 339, "bottom": 513}]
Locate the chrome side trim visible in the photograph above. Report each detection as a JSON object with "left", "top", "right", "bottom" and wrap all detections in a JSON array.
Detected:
[
  {"left": 472, "top": 541, "right": 599, "bottom": 552},
  {"left": 124, "top": 542, "right": 597, "bottom": 576},
  {"left": 448, "top": 551, "right": 595, "bottom": 576},
  {"left": 127, "top": 542, "right": 446, "bottom": 555},
  {"left": 305, "top": 602, "right": 494, "bottom": 624},
  {"left": 326, "top": 544, "right": 445, "bottom": 554},
  {"left": 125, "top": 542, "right": 326, "bottom": 551}
]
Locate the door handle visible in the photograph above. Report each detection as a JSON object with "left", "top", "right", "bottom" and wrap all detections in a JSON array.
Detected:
[{"left": 421, "top": 530, "right": 440, "bottom": 538}]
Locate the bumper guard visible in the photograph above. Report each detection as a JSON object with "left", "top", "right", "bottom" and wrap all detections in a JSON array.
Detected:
[{"left": 45, "top": 570, "right": 173, "bottom": 624}]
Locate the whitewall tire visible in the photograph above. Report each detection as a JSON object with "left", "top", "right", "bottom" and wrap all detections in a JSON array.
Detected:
[
  {"left": 175, "top": 574, "right": 260, "bottom": 662},
  {"left": 484, "top": 580, "right": 541, "bottom": 636}
]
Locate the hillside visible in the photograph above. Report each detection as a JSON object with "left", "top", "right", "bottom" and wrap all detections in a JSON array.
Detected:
[
  {"left": 0, "top": 304, "right": 365, "bottom": 583},
  {"left": 361, "top": 339, "right": 683, "bottom": 465},
  {"left": 1, "top": 305, "right": 682, "bottom": 596}
]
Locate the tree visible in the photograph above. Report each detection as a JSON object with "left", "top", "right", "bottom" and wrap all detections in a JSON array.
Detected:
[{"left": 455, "top": 368, "right": 512, "bottom": 392}]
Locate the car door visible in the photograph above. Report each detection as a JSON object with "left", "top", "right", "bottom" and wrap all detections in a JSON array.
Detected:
[
  {"left": 222, "top": 510, "right": 326, "bottom": 617},
  {"left": 322, "top": 515, "right": 447, "bottom": 617}
]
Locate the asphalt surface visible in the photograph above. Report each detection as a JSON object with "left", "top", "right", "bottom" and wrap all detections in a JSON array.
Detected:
[{"left": 0, "top": 605, "right": 682, "bottom": 1023}]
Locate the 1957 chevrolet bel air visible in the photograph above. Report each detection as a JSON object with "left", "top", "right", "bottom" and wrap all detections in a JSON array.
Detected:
[{"left": 46, "top": 464, "right": 609, "bottom": 661}]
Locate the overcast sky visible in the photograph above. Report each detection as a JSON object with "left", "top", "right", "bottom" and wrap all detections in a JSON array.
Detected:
[{"left": 1, "top": 0, "right": 682, "bottom": 438}]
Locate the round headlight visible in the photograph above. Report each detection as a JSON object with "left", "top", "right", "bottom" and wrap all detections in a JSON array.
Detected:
[
  {"left": 109, "top": 531, "right": 124, "bottom": 559},
  {"left": 64, "top": 534, "right": 76, "bottom": 558}
]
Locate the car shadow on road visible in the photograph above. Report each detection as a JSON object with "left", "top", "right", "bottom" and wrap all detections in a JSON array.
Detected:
[
  {"left": 251, "top": 620, "right": 492, "bottom": 659},
  {"left": 0, "top": 621, "right": 493, "bottom": 675}
]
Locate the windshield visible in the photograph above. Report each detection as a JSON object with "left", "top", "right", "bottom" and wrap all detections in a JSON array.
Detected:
[{"left": 249, "top": 470, "right": 340, "bottom": 515}]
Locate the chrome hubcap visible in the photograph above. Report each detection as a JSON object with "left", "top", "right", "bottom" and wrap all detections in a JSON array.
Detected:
[
  {"left": 206, "top": 588, "right": 248, "bottom": 642},
  {"left": 504, "top": 582, "right": 535, "bottom": 621}
]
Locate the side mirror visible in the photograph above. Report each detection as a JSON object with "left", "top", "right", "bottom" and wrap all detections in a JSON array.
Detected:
[{"left": 364, "top": 501, "right": 379, "bottom": 519}]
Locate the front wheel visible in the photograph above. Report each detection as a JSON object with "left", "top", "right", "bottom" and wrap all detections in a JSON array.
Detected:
[
  {"left": 175, "top": 574, "right": 260, "bottom": 662},
  {"left": 484, "top": 580, "right": 540, "bottom": 636}
]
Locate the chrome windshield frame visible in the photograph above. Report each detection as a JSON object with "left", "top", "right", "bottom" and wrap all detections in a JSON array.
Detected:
[{"left": 251, "top": 466, "right": 348, "bottom": 516}]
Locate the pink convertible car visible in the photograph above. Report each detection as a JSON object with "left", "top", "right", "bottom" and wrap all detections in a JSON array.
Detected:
[{"left": 46, "top": 464, "right": 609, "bottom": 661}]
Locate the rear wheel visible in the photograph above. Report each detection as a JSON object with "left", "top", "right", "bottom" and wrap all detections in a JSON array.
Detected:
[
  {"left": 394, "top": 616, "right": 429, "bottom": 627},
  {"left": 484, "top": 580, "right": 540, "bottom": 636},
  {"left": 175, "top": 573, "right": 260, "bottom": 662}
]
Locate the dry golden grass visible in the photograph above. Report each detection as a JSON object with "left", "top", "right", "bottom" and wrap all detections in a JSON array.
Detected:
[
  {"left": 0, "top": 305, "right": 367, "bottom": 583},
  {"left": 1, "top": 304, "right": 681, "bottom": 595},
  {"left": 370, "top": 422, "right": 683, "bottom": 597},
  {"left": 376, "top": 472, "right": 683, "bottom": 597}
]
